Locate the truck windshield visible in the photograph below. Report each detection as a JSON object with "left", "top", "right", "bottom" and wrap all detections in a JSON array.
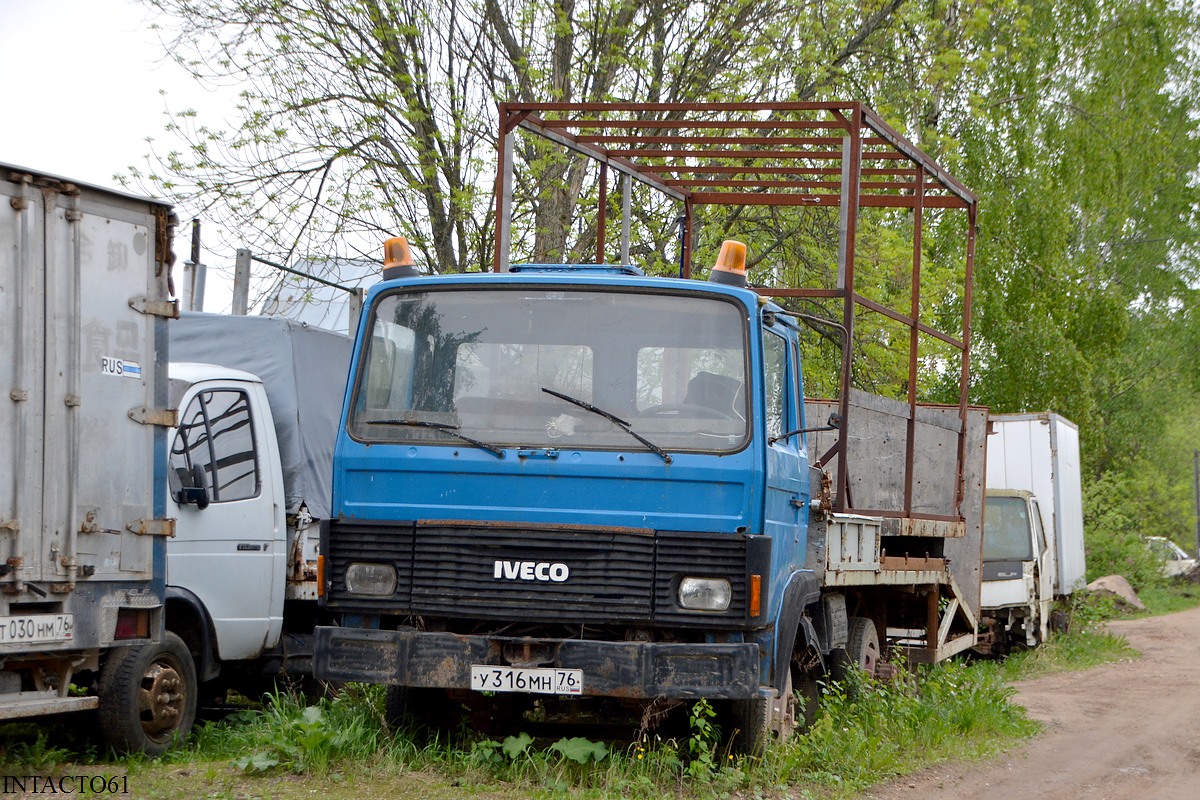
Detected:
[
  {"left": 347, "top": 286, "right": 750, "bottom": 453},
  {"left": 983, "top": 496, "right": 1035, "bottom": 562}
]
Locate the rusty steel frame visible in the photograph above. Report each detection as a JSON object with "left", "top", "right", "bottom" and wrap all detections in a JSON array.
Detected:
[{"left": 493, "top": 101, "right": 978, "bottom": 521}]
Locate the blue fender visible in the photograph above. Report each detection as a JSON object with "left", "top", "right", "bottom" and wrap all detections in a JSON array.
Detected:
[{"left": 771, "top": 570, "right": 822, "bottom": 691}]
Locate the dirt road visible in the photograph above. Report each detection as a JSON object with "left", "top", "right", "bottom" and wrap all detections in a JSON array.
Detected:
[{"left": 866, "top": 605, "right": 1200, "bottom": 800}]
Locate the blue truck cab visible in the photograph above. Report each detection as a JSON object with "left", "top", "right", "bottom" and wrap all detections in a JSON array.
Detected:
[{"left": 314, "top": 254, "right": 832, "bottom": 750}]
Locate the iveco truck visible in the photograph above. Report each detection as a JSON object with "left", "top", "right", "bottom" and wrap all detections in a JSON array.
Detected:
[{"left": 313, "top": 103, "right": 987, "bottom": 753}]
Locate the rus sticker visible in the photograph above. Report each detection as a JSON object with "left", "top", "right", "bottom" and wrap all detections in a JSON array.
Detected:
[{"left": 100, "top": 356, "right": 143, "bottom": 378}]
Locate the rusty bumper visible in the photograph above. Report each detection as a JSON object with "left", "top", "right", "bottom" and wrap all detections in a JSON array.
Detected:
[{"left": 314, "top": 626, "right": 762, "bottom": 700}]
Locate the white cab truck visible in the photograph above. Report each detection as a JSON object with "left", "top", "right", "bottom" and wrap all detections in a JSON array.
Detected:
[
  {"left": 1, "top": 164, "right": 349, "bottom": 753},
  {"left": 979, "top": 413, "right": 1086, "bottom": 652},
  {"left": 167, "top": 313, "right": 350, "bottom": 705}
]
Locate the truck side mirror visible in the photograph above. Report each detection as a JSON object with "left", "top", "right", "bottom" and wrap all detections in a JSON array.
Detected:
[
  {"left": 175, "top": 463, "right": 210, "bottom": 510},
  {"left": 768, "top": 412, "right": 843, "bottom": 445}
]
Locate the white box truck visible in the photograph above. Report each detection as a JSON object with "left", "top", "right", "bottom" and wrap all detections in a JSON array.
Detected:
[
  {"left": 1, "top": 165, "right": 179, "bottom": 742},
  {"left": 980, "top": 412, "right": 1086, "bottom": 651},
  {"left": 1, "top": 164, "right": 350, "bottom": 754}
]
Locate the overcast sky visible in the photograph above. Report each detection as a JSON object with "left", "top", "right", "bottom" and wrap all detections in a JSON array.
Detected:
[
  {"left": 0, "top": 0, "right": 232, "bottom": 188},
  {"left": 1, "top": 0, "right": 241, "bottom": 306}
]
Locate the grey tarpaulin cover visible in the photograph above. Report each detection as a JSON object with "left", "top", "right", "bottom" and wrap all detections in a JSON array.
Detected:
[{"left": 169, "top": 312, "right": 352, "bottom": 520}]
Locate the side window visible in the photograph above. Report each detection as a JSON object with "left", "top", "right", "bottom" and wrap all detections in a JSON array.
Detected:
[
  {"left": 1030, "top": 499, "right": 1048, "bottom": 555},
  {"left": 170, "top": 390, "right": 260, "bottom": 503},
  {"left": 764, "top": 331, "right": 787, "bottom": 441}
]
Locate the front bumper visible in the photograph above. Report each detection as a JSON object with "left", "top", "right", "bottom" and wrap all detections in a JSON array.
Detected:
[{"left": 314, "top": 626, "right": 763, "bottom": 700}]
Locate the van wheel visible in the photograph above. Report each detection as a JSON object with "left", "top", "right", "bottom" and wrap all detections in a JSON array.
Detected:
[{"left": 97, "top": 632, "right": 197, "bottom": 755}]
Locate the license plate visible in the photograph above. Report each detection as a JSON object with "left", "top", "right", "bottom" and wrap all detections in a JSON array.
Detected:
[
  {"left": 0, "top": 614, "right": 74, "bottom": 645},
  {"left": 470, "top": 665, "right": 583, "bottom": 695}
]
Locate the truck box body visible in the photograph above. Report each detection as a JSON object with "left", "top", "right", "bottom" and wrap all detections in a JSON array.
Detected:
[
  {"left": 806, "top": 392, "right": 987, "bottom": 625},
  {"left": 985, "top": 413, "right": 1085, "bottom": 595},
  {"left": 1, "top": 164, "right": 174, "bottom": 717}
]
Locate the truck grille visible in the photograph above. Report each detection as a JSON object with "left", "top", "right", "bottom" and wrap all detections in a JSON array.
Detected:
[{"left": 325, "top": 520, "right": 757, "bottom": 628}]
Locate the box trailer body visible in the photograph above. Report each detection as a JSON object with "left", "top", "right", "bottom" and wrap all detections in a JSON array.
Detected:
[{"left": 0, "top": 165, "right": 177, "bottom": 738}]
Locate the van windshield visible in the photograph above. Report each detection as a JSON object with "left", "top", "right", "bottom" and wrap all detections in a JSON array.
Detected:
[
  {"left": 347, "top": 286, "right": 750, "bottom": 453},
  {"left": 983, "top": 495, "right": 1034, "bottom": 561}
]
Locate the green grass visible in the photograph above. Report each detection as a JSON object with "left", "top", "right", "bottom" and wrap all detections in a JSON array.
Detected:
[
  {"left": 993, "top": 628, "right": 1135, "bottom": 682},
  {"left": 760, "top": 660, "right": 1041, "bottom": 798},
  {"left": 9, "top": 585, "right": 1189, "bottom": 798},
  {"left": 1132, "top": 581, "right": 1200, "bottom": 616},
  {"left": 0, "top": 667, "right": 1042, "bottom": 799}
]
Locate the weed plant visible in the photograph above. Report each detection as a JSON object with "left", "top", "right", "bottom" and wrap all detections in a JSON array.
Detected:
[{"left": 759, "top": 662, "right": 1040, "bottom": 798}]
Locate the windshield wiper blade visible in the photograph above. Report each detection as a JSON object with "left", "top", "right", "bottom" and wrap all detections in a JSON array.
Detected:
[
  {"left": 541, "top": 388, "right": 672, "bottom": 464},
  {"left": 369, "top": 418, "right": 506, "bottom": 459}
]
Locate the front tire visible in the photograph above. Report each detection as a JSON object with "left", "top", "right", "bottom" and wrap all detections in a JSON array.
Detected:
[
  {"left": 725, "top": 661, "right": 815, "bottom": 756},
  {"left": 97, "top": 632, "right": 197, "bottom": 755}
]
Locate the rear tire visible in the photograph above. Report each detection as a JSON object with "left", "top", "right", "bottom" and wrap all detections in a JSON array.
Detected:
[
  {"left": 844, "top": 616, "right": 881, "bottom": 677},
  {"left": 97, "top": 632, "right": 197, "bottom": 755}
]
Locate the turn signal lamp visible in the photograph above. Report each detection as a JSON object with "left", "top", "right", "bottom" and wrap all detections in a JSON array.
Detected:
[
  {"left": 749, "top": 574, "right": 762, "bottom": 617},
  {"left": 382, "top": 236, "right": 420, "bottom": 280},
  {"left": 709, "top": 240, "right": 748, "bottom": 287}
]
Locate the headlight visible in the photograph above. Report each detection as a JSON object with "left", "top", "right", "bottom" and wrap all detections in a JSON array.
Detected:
[
  {"left": 677, "top": 577, "right": 732, "bottom": 612},
  {"left": 344, "top": 562, "right": 398, "bottom": 596}
]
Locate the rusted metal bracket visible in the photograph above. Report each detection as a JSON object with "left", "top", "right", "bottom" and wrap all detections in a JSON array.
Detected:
[
  {"left": 128, "top": 407, "right": 179, "bottom": 428},
  {"left": 0, "top": 519, "right": 19, "bottom": 533},
  {"left": 127, "top": 518, "right": 176, "bottom": 538},
  {"left": 128, "top": 296, "right": 180, "bottom": 319}
]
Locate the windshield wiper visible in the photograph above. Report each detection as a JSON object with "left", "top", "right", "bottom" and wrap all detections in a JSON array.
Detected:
[
  {"left": 368, "top": 418, "right": 506, "bottom": 459},
  {"left": 541, "top": 388, "right": 672, "bottom": 464}
]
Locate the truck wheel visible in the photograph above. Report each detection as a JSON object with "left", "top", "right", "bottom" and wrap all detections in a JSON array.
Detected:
[
  {"left": 97, "top": 632, "right": 197, "bottom": 755},
  {"left": 794, "top": 667, "right": 820, "bottom": 731},
  {"left": 844, "top": 616, "right": 880, "bottom": 677},
  {"left": 384, "top": 685, "right": 461, "bottom": 742},
  {"left": 725, "top": 665, "right": 809, "bottom": 756},
  {"left": 726, "top": 692, "right": 773, "bottom": 756}
]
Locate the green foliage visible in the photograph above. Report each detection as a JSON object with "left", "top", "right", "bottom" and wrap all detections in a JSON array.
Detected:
[
  {"left": 548, "top": 736, "right": 609, "bottom": 764},
  {"left": 765, "top": 661, "right": 1040, "bottom": 795},
  {"left": 685, "top": 699, "right": 721, "bottom": 780},
  {"left": 137, "top": 0, "right": 1200, "bottom": 544},
  {"left": 200, "top": 687, "right": 387, "bottom": 774},
  {"left": 1083, "top": 470, "right": 1178, "bottom": 590}
]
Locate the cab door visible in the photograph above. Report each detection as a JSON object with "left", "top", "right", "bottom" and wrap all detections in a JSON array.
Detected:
[
  {"left": 762, "top": 325, "right": 810, "bottom": 580},
  {"left": 167, "top": 378, "right": 286, "bottom": 660}
]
